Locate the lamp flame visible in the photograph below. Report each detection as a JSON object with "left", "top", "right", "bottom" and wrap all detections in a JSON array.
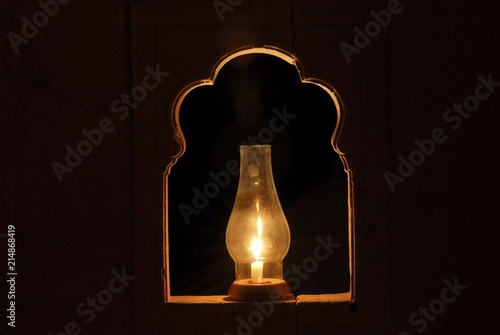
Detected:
[{"left": 250, "top": 217, "right": 263, "bottom": 260}]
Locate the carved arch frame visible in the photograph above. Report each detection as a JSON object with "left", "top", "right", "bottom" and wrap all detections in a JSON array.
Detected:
[{"left": 165, "top": 46, "right": 355, "bottom": 303}]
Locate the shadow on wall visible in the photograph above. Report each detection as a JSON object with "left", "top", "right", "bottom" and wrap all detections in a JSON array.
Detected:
[{"left": 168, "top": 53, "right": 349, "bottom": 296}]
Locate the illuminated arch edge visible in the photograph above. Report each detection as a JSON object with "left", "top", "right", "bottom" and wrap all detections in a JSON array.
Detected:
[{"left": 164, "top": 46, "right": 354, "bottom": 303}]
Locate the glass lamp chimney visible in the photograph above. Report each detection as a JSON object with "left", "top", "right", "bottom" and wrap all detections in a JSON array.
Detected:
[{"left": 226, "top": 145, "right": 292, "bottom": 301}]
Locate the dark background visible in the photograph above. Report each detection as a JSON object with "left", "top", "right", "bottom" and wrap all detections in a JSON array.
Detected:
[
  {"left": 1, "top": 0, "right": 500, "bottom": 334},
  {"left": 168, "top": 54, "right": 349, "bottom": 296}
]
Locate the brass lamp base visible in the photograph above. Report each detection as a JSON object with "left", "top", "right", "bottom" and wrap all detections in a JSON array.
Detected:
[{"left": 227, "top": 278, "right": 294, "bottom": 302}]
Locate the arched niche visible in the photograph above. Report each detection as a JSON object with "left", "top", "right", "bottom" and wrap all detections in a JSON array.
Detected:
[{"left": 165, "top": 47, "right": 354, "bottom": 301}]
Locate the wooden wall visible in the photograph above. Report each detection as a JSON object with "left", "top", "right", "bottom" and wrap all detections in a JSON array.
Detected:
[{"left": 2, "top": 0, "right": 499, "bottom": 334}]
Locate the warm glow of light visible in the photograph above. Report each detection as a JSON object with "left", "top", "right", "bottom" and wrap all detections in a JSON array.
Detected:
[
  {"left": 250, "top": 238, "right": 262, "bottom": 260},
  {"left": 251, "top": 217, "right": 264, "bottom": 283},
  {"left": 250, "top": 217, "right": 263, "bottom": 260}
]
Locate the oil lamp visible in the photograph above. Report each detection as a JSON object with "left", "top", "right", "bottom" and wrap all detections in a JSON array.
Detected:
[{"left": 226, "top": 144, "right": 292, "bottom": 301}]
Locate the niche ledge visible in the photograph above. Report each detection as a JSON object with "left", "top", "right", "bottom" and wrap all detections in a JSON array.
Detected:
[{"left": 166, "top": 292, "right": 352, "bottom": 304}]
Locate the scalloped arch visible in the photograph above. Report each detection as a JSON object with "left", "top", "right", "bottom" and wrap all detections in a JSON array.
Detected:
[
  {"left": 167, "top": 46, "right": 348, "bottom": 175},
  {"left": 165, "top": 46, "right": 354, "bottom": 301}
]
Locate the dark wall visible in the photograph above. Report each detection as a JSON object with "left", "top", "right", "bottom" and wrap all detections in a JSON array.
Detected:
[
  {"left": 1, "top": 0, "right": 499, "bottom": 334},
  {"left": 388, "top": 1, "right": 500, "bottom": 333},
  {"left": 1, "top": 1, "right": 133, "bottom": 334}
]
